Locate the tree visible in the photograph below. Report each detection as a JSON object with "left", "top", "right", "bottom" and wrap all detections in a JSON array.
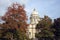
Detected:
[
  {"left": 2, "top": 3, "right": 28, "bottom": 32},
  {"left": 53, "top": 18, "right": 60, "bottom": 40},
  {"left": 35, "top": 16, "right": 54, "bottom": 40},
  {"left": 0, "top": 3, "right": 29, "bottom": 40}
]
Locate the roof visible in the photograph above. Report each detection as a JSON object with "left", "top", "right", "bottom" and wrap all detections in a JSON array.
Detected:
[{"left": 32, "top": 8, "right": 38, "bottom": 14}]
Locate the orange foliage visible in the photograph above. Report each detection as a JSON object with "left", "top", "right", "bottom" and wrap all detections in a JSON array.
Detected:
[{"left": 2, "top": 3, "right": 28, "bottom": 32}]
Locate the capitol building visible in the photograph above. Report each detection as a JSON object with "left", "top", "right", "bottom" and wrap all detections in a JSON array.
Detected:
[{"left": 27, "top": 9, "right": 42, "bottom": 39}]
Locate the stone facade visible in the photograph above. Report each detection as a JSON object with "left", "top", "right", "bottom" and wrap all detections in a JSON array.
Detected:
[{"left": 27, "top": 9, "right": 40, "bottom": 39}]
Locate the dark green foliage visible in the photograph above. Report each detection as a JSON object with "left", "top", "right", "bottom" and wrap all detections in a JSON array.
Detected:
[
  {"left": 35, "top": 16, "right": 55, "bottom": 40},
  {"left": 53, "top": 18, "right": 60, "bottom": 40}
]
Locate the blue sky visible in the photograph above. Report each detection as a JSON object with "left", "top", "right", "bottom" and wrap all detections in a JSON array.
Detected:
[{"left": 0, "top": 0, "right": 60, "bottom": 23}]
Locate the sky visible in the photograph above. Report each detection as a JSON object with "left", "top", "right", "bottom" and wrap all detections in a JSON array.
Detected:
[{"left": 0, "top": 0, "right": 60, "bottom": 23}]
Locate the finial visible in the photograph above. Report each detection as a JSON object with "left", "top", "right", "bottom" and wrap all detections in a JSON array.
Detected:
[
  {"left": 32, "top": 8, "right": 38, "bottom": 14},
  {"left": 33, "top": 8, "right": 36, "bottom": 11}
]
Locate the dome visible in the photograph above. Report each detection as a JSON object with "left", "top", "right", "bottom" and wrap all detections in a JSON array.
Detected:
[{"left": 32, "top": 9, "right": 38, "bottom": 14}]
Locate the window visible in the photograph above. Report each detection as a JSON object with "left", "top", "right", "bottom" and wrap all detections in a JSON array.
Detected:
[{"left": 29, "top": 32, "right": 31, "bottom": 35}]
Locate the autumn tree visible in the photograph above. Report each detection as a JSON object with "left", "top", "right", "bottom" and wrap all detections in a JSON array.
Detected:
[
  {"left": 0, "top": 3, "right": 29, "bottom": 40},
  {"left": 2, "top": 3, "right": 28, "bottom": 32},
  {"left": 35, "top": 16, "right": 55, "bottom": 40}
]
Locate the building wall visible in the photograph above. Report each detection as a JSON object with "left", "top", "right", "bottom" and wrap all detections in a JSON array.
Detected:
[
  {"left": 27, "top": 9, "right": 40, "bottom": 39},
  {"left": 28, "top": 24, "right": 36, "bottom": 39}
]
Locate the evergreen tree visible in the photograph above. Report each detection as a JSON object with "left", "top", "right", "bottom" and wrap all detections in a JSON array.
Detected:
[
  {"left": 35, "top": 16, "right": 55, "bottom": 40},
  {"left": 53, "top": 18, "right": 60, "bottom": 40}
]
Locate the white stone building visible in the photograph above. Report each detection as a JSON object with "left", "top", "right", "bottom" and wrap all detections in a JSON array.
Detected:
[{"left": 27, "top": 9, "right": 40, "bottom": 39}]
